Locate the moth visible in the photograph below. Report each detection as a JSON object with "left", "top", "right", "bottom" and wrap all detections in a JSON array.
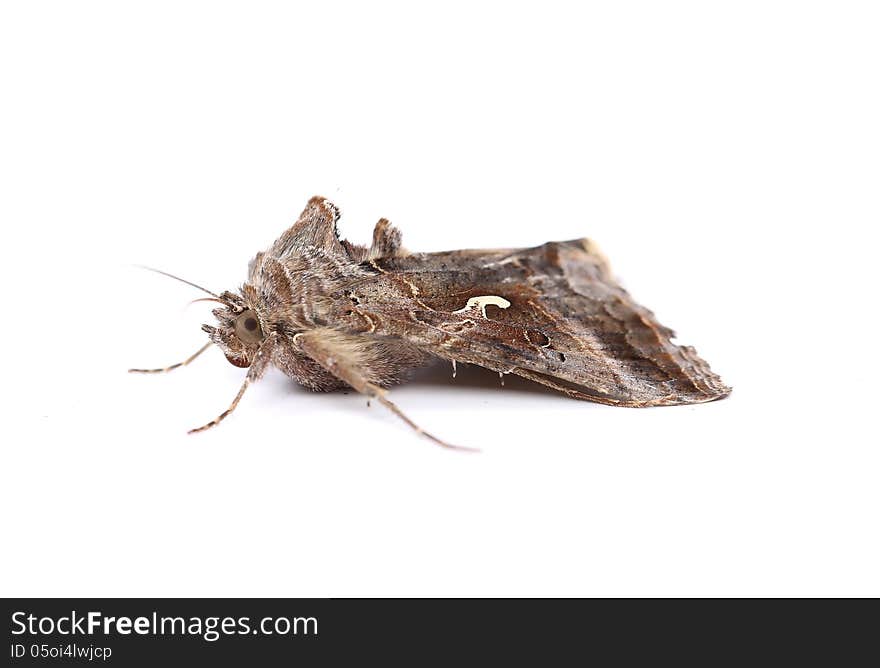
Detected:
[{"left": 131, "top": 196, "right": 730, "bottom": 449}]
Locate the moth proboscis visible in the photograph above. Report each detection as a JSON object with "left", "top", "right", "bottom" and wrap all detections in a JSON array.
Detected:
[{"left": 130, "top": 196, "right": 730, "bottom": 450}]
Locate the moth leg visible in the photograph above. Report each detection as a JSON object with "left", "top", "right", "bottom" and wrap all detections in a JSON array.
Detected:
[
  {"left": 129, "top": 342, "right": 213, "bottom": 374},
  {"left": 293, "top": 330, "right": 475, "bottom": 452},
  {"left": 187, "top": 375, "right": 251, "bottom": 434},
  {"left": 188, "top": 337, "right": 275, "bottom": 434}
]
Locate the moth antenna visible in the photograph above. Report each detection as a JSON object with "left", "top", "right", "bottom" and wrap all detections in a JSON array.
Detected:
[
  {"left": 134, "top": 265, "right": 221, "bottom": 298},
  {"left": 188, "top": 297, "right": 229, "bottom": 307},
  {"left": 129, "top": 342, "right": 213, "bottom": 374}
]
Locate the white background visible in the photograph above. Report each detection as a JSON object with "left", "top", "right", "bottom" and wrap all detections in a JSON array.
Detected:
[{"left": 1, "top": 1, "right": 878, "bottom": 597}]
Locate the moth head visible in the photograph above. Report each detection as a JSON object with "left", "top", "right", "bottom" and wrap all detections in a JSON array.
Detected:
[{"left": 200, "top": 291, "right": 265, "bottom": 368}]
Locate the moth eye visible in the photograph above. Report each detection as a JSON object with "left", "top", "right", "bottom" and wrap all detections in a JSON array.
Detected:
[{"left": 234, "top": 309, "right": 264, "bottom": 344}]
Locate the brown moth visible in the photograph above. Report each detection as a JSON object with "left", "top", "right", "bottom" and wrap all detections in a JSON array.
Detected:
[{"left": 131, "top": 196, "right": 730, "bottom": 449}]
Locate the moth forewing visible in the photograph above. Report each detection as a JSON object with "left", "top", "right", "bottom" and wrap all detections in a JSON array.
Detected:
[{"left": 353, "top": 239, "right": 730, "bottom": 406}]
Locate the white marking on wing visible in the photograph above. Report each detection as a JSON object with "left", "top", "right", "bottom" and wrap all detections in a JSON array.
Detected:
[{"left": 453, "top": 295, "right": 511, "bottom": 318}]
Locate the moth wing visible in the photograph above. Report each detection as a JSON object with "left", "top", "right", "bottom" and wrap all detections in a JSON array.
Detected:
[{"left": 358, "top": 240, "right": 730, "bottom": 406}]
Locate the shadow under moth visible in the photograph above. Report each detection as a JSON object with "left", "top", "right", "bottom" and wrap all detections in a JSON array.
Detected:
[{"left": 131, "top": 196, "right": 730, "bottom": 450}]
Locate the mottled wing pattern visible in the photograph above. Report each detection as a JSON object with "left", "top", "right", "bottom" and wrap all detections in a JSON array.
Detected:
[{"left": 351, "top": 240, "right": 730, "bottom": 406}]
